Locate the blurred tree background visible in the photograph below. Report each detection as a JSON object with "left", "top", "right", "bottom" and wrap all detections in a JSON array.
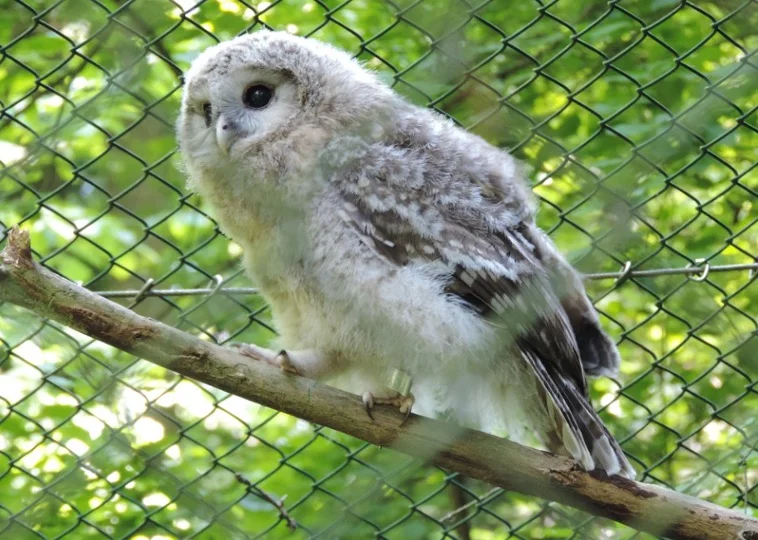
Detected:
[{"left": 0, "top": 0, "right": 756, "bottom": 538}]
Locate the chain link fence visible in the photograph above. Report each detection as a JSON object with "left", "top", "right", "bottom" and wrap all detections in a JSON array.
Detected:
[{"left": 1, "top": 0, "right": 756, "bottom": 538}]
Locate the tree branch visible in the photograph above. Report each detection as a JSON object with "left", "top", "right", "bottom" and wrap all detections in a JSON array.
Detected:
[{"left": 1, "top": 226, "right": 756, "bottom": 540}]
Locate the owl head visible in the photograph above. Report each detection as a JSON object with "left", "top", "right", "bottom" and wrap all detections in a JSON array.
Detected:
[{"left": 178, "top": 31, "right": 395, "bottom": 197}]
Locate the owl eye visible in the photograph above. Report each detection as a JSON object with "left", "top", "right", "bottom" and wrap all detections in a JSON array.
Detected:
[
  {"left": 202, "top": 103, "right": 212, "bottom": 127},
  {"left": 243, "top": 84, "right": 273, "bottom": 109}
]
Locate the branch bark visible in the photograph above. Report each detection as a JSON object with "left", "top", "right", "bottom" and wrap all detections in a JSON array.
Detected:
[{"left": 1, "top": 226, "right": 756, "bottom": 540}]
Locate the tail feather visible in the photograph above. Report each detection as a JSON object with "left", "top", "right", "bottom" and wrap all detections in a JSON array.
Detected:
[
  {"left": 564, "top": 384, "right": 635, "bottom": 478},
  {"left": 522, "top": 349, "right": 635, "bottom": 478}
]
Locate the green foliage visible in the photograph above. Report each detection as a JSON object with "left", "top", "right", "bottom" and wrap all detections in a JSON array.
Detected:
[{"left": 0, "top": 0, "right": 756, "bottom": 538}]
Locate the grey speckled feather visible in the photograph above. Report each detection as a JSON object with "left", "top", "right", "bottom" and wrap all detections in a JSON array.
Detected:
[{"left": 335, "top": 179, "right": 630, "bottom": 477}]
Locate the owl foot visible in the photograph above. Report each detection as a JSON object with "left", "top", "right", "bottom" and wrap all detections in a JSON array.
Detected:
[
  {"left": 231, "top": 343, "right": 301, "bottom": 375},
  {"left": 273, "top": 350, "right": 300, "bottom": 375},
  {"left": 362, "top": 392, "right": 415, "bottom": 426}
]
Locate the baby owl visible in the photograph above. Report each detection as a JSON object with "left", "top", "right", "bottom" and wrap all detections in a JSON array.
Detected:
[{"left": 178, "top": 31, "right": 635, "bottom": 478}]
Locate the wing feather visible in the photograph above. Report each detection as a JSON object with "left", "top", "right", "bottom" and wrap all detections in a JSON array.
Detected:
[
  {"left": 335, "top": 190, "right": 634, "bottom": 477},
  {"left": 338, "top": 195, "right": 589, "bottom": 389}
]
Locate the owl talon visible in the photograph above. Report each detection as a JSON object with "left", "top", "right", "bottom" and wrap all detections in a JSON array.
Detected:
[
  {"left": 362, "top": 392, "right": 375, "bottom": 420},
  {"left": 231, "top": 343, "right": 301, "bottom": 375},
  {"left": 362, "top": 392, "right": 414, "bottom": 425},
  {"left": 274, "top": 350, "right": 300, "bottom": 375},
  {"left": 400, "top": 405, "right": 412, "bottom": 426},
  {"left": 398, "top": 394, "right": 415, "bottom": 426}
]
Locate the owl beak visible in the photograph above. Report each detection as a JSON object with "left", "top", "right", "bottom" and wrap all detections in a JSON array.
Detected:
[{"left": 215, "top": 114, "right": 239, "bottom": 155}]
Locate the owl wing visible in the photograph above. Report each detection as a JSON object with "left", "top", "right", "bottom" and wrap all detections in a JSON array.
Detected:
[
  {"left": 337, "top": 193, "right": 587, "bottom": 387},
  {"left": 335, "top": 191, "right": 634, "bottom": 477}
]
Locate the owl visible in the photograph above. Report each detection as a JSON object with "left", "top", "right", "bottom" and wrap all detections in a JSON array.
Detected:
[{"left": 177, "top": 31, "right": 635, "bottom": 478}]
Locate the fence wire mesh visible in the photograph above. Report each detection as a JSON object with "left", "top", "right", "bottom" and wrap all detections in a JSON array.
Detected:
[{"left": 1, "top": 0, "right": 756, "bottom": 538}]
